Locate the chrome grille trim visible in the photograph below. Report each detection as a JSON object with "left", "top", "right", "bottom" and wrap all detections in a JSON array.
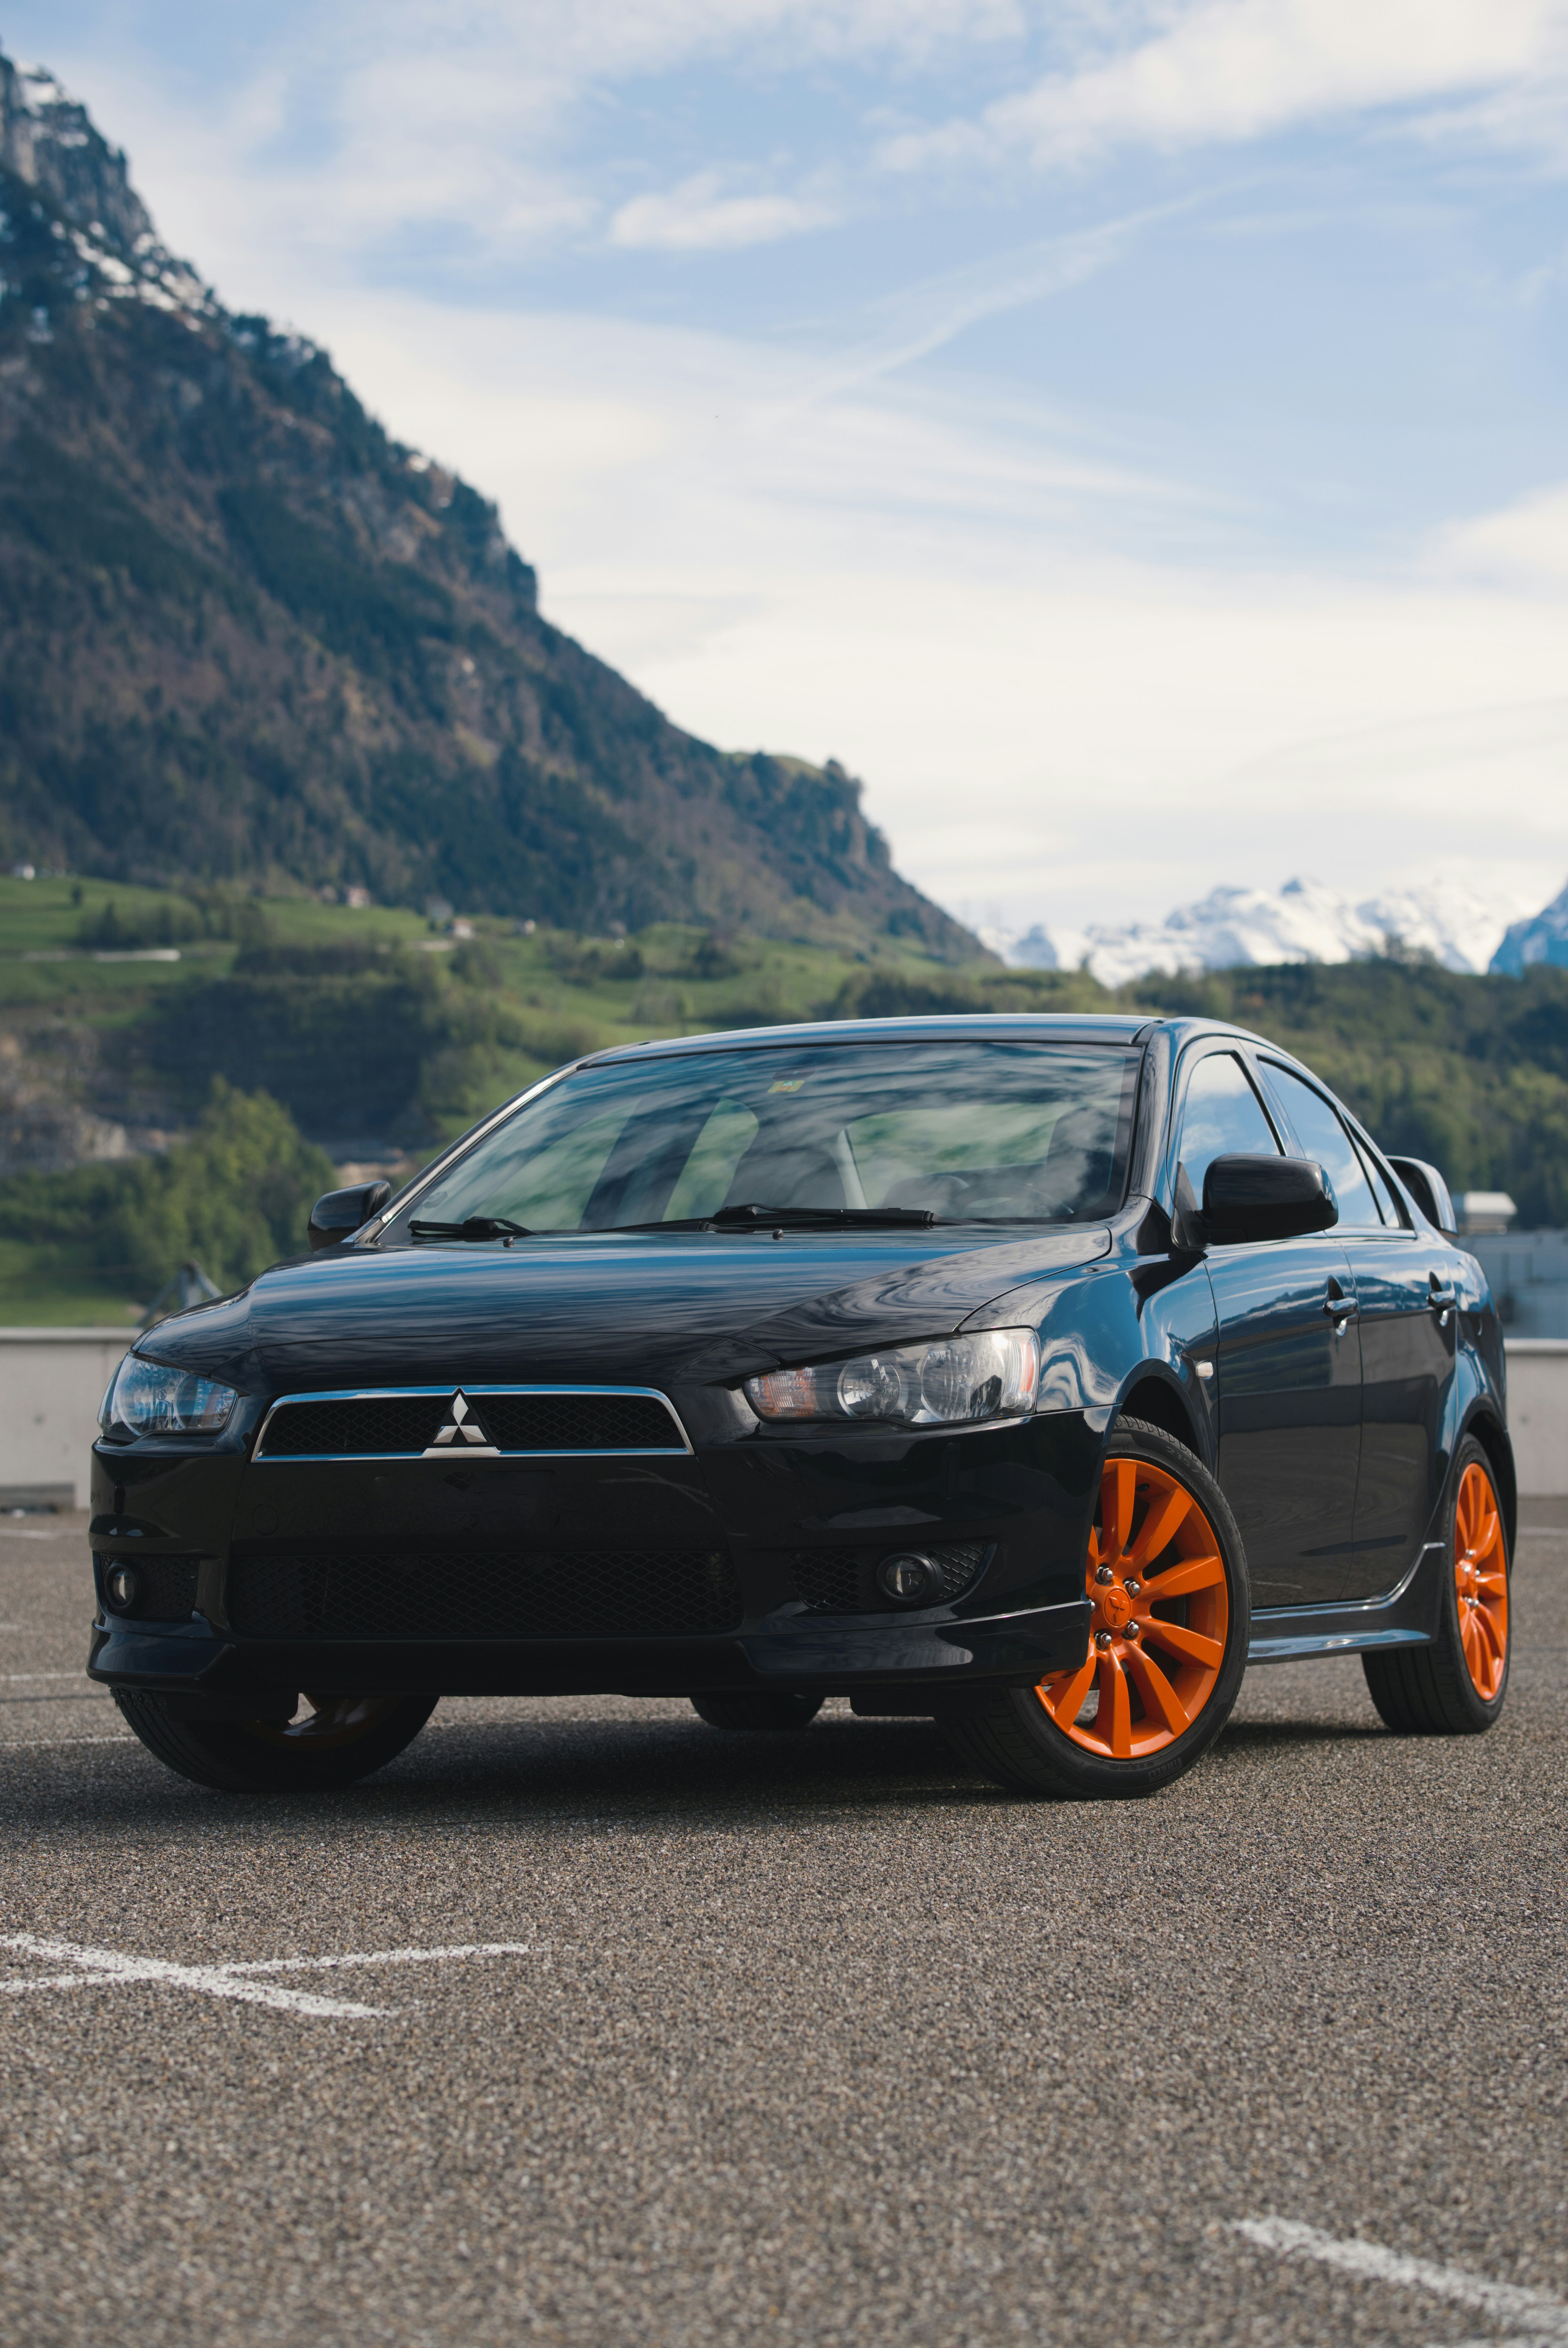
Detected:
[{"left": 252, "top": 1383, "right": 692, "bottom": 1462}]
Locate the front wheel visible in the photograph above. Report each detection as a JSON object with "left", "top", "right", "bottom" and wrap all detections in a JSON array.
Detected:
[
  {"left": 941, "top": 1418, "right": 1250, "bottom": 1798},
  {"left": 113, "top": 1690, "right": 439, "bottom": 1793},
  {"left": 1362, "top": 1438, "right": 1510, "bottom": 1734}
]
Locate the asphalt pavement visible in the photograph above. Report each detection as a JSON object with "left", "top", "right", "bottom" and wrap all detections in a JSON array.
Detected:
[{"left": 2, "top": 1502, "right": 1566, "bottom": 2348}]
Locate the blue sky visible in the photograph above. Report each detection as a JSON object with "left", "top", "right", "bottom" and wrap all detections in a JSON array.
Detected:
[{"left": 11, "top": 1, "right": 1568, "bottom": 935}]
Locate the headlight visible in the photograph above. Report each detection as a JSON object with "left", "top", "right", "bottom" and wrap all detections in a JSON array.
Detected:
[
  {"left": 101, "top": 1355, "right": 238, "bottom": 1436},
  {"left": 745, "top": 1328, "right": 1039, "bottom": 1428}
]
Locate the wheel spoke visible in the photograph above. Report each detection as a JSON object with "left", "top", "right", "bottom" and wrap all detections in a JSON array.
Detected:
[
  {"left": 1472, "top": 1508, "right": 1500, "bottom": 1566},
  {"left": 1146, "top": 1551, "right": 1224, "bottom": 1600},
  {"left": 1041, "top": 1655, "right": 1097, "bottom": 1728},
  {"left": 1126, "top": 1645, "right": 1190, "bottom": 1736},
  {"left": 1101, "top": 1460, "right": 1137, "bottom": 1566},
  {"left": 1460, "top": 1609, "right": 1482, "bottom": 1680},
  {"left": 1472, "top": 1604, "right": 1504, "bottom": 1666},
  {"left": 1100, "top": 1651, "right": 1132, "bottom": 1759},
  {"left": 1141, "top": 1618, "right": 1222, "bottom": 1670},
  {"left": 1128, "top": 1482, "right": 1192, "bottom": 1572}
]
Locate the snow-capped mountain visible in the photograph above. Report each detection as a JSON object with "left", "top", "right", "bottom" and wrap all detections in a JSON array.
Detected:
[
  {"left": 1490, "top": 882, "right": 1568, "bottom": 976},
  {"left": 984, "top": 876, "right": 1547, "bottom": 987}
]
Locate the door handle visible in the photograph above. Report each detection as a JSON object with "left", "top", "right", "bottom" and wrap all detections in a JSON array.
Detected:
[
  {"left": 1324, "top": 1294, "right": 1357, "bottom": 1326},
  {"left": 1429, "top": 1284, "right": 1457, "bottom": 1327}
]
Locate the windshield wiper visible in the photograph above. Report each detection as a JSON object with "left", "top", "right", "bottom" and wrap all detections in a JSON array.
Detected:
[
  {"left": 709, "top": 1203, "right": 937, "bottom": 1230},
  {"left": 408, "top": 1216, "right": 535, "bottom": 1241}
]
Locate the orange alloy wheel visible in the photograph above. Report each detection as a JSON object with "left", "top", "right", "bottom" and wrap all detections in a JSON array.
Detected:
[
  {"left": 1453, "top": 1461, "right": 1509, "bottom": 1702},
  {"left": 1036, "top": 1456, "right": 1230, "bottom": 1761}
]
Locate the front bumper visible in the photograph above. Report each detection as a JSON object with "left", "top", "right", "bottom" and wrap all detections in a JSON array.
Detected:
[
  {"left": 88, "top": 1595, "right": 1091, "bottom": 1707},
  {"left": 87, "top": 1407, "right": 1100, "bottom": 1708}
]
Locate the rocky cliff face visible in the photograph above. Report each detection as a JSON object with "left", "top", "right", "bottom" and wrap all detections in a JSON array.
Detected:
[{"left": 0, "top": 53, "right": 975, "bottom": 956}]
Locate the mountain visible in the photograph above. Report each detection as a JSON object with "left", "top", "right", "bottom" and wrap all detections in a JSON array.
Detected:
[
  {"left": 0, "top": 55, "right": 975, "bottom": 958},
  {"left": 985, "top": 875, "right": 1540, "bottom": 986},
  {"left": 1490, "top": 882, "right": 1568, "bottom": 976}
]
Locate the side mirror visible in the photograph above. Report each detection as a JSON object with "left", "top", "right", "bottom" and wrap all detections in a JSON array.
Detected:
[
  {"left": 1386, "top": 1155, "right": 1457, "bottom": 1235},
  {"left": 1201, "top": 1155, "right": 1338, "bottom": 1246},
  {"left": 308, "top": 1180, "right": 391, "bottom": 1251}
]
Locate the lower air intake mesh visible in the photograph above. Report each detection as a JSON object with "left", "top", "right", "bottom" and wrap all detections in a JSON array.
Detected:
[
  {"left": 225, "top": 1546, "right": 743, "bottom": 1641},
  {"left": 788, "top": 1542, "right": 989, "bottom": 1615},
  {"left": 95, "top": 1552, "right": 203, "bottom": 1622}
]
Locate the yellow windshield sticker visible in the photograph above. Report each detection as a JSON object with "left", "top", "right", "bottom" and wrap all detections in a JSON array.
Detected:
[{"left": 768, "top": 1079, "right": 806, "bottom": 1094}]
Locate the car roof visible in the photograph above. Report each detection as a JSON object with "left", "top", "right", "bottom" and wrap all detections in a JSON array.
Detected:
[{"left": 584, "top": 1011, "right": 1277, "bottom": 1063}]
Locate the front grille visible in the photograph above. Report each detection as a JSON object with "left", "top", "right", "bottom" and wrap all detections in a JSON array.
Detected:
[
  {"left": 788, "top": 1542, "right": 989, "bottom": 1616},
  {"left": 255, "top": 1389, "right": 683, "bottom": 1460},
  {"left": 225, "top": 1545, "right": 743, "bottom": 1641},
  {"left": 95, "top": 1552, "right": 203, "bottom": 1621}
]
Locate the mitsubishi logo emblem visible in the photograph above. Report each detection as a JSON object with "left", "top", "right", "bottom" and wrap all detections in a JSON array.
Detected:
[{"left": 424, "top": 1391, "right": 496, "bottom": 1455}]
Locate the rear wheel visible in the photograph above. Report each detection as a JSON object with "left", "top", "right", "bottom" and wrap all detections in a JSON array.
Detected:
[
  {"left": 113, "top": 1690, "right": 439, "bottom": 1793},
  {"left": 689, "top": 1691, "right": 823, "bottom": 1732},
  {"left": 941, "top": 1419, "right": 1250, "bottom": 1798},
  {"left": 1362, "top": 1437, "right": 1510, "bottom": 1734}
]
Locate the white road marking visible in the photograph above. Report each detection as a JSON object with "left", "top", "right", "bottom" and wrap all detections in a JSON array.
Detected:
[
  {"left": 0, "top": 1934, "right": 540, "bottom": 2019},
  {"left": 0, "top": 1935, "right": 390, "bottom": 2018},
  {"left": 1234, "top": 2218, "right": 1568, "bottom": 2340},
  {"left": 3, "top": 1672, "right": 90, "bottom": 1682},
  {"left": 0, "top": 1734, "right": 134, "bottom": 1749},
  {"left": 223, "top": 1941, "right": 534, "bottom": 1975},
  {"left": 0, "top": 1528, "right": 70, "bottom": 1540}
]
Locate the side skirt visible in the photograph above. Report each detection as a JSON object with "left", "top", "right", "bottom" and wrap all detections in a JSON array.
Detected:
[{"left": 1247, "top": 1540, "right": 1444, "bottom": 1665}]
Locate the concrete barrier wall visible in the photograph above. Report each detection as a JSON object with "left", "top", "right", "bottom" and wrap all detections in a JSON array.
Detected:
[
  {"left": 1503, "top": 1341, "right": 1568, "bottom": 1499},
  {"left": 0, "top": 1329, "right": 131, "bottom": 1508},
  {"left": 1, "top": 1327, "right": 1565, "bottom": 1510}
]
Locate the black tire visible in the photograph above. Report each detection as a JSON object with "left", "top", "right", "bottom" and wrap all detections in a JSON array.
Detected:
[
  {"left": 1362, "top": 1435, "right": 1511, "bottom": 1735},
  {"left": 689, "top": 1690, "right": 823, "bottom": 1732},
  {"left": 113, "top": 1690, "right": 439, "bottom": 1793},
  {"left": 941, "top": 1418, "right": 1250, "bottom": 1798}
]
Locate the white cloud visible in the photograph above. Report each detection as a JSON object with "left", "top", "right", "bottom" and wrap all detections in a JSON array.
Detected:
[
  {"left": 318, "top": 294, "right": 1568, "bottom": 935},
  {"left": 609, "top": 172, "right": 834, "bottom": 251},
  {"left": 881, "top": 0, "right": 1568, "bottom": 172},
  {"left": 1435, "top": 482, "right": 1568, "bottom": 588}
]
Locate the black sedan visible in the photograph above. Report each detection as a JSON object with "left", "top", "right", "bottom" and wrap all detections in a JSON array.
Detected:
[{"left": 89, "top": 1014, "right": 1513, "bottom": 1799}]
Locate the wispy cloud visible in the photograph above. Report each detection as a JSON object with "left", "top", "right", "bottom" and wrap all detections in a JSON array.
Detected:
[
  {"left": 609, "top": 172, "right": 834, "bottom": 251},
  {"left": 762, "top": 198, "right": 1204, "bottom": 417},
  {"left": 879, "top": 0, "right": 1568, "bottom": 173}
]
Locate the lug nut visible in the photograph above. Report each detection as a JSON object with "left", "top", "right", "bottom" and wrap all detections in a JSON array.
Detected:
[
  {"left": 1122, "top": 1621, "right": 1138, "bottom": 1641},
  {"left": 1123, "top": 1578, "right": 1141, "bottom": 1595},
  {"left": 1095, "top": 1565, "right": 1114, "bottom": 1585},
  {"left": 1095, "top": 1628, "right": 1112, "bottom": 1649}
]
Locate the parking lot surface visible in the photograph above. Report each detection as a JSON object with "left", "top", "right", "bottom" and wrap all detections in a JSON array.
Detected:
[{"left": 2, "top": 1506, "right": 1566, "bottom": 2348}]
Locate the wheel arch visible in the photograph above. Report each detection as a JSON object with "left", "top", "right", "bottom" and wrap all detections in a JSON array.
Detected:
[
  {"left": 1113, "top": 1369, "right": 1210, "bottom": 1469},
  {"left": 1463, "top": 1406, "right": 1517, "bottom": 1558}
]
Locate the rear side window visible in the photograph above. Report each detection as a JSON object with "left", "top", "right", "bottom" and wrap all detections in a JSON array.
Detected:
[
  {"left": 1356, "top": 1141, "right": 1406, "bottom": 1229},
  {"left": 1174, "top": 1052, "right": 1280, "bottom": 1202},
  {"left": 1262, "top": 1064, "right": 1382, "bottom": 1227}
]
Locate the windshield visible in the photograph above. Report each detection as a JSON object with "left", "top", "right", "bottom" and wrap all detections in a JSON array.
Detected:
[{"left": 389, "top": 1039, "right": 1141, "bottom": 1238}]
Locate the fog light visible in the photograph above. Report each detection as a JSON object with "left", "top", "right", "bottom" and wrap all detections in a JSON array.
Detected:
[
  {"left": 105, "top": 1564, "right": 139, "bottom": 1612},
  {"left": 877, "top": 1552, "right": 944, "bottom": 1607}
]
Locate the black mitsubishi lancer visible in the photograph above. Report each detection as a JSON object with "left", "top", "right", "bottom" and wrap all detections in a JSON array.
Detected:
[{"left": 90, "top": 1014, "right": 1514, "bottom": 1799}]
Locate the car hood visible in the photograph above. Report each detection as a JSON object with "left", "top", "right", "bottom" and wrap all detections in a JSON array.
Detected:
[{"left": 141, "top": 1227, "right": 1113, "bottom": 1393}]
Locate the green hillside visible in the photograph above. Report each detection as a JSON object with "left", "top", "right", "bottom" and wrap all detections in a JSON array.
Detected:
[{"left": 3, "top": 872, "right": 1566, "bottom": 1324}]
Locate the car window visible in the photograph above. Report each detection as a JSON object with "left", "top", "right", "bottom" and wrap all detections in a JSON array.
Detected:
[
  {"left": 392, "top": 1040, "right": 1144, "bottom": 1234},
  {"left": 1174, "top": 1052, "right": 1280, "bottom": 1203},
  {"left": 1356, "top": 1139, "right": 1406, "bottom": 1229},
  {"left": 1262, "top": 1064, "right": 1382, "bottom": 1227}
]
